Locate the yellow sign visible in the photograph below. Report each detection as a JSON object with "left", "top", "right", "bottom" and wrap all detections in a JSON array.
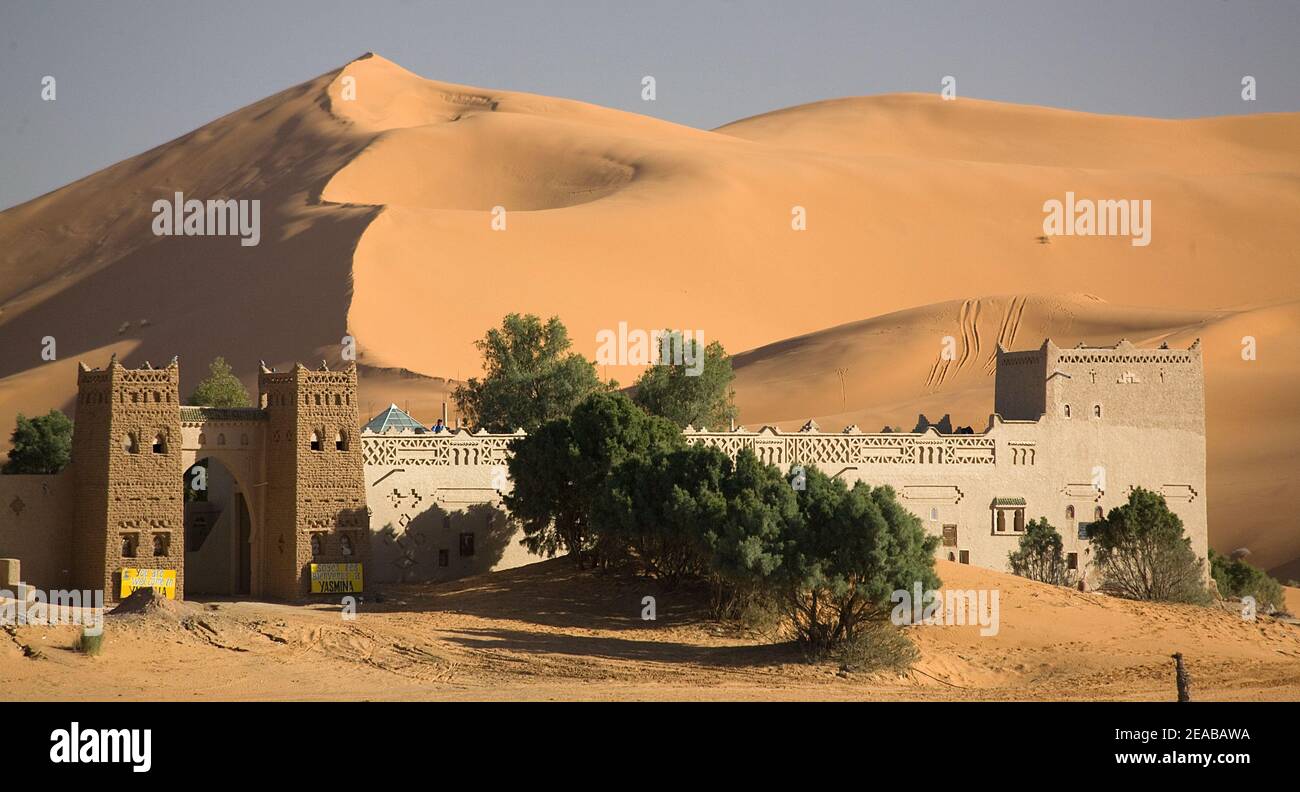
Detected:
[
  {"left": 310, "top": 563, "right": 364, "bottom": 594},
  {"left": 120, "top": 568, "right": 177, "bottom": 599}
]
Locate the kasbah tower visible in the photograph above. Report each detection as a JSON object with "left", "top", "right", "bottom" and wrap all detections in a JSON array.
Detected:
[
  {"left": 991, "top": 339, "right": 1208, "bottom": 568},
  {"left": 69, "top": 357, "right": 368, "bottom": 601}
]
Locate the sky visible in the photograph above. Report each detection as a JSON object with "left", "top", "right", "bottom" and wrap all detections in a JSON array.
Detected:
[{"left": 1, "top": 0, "right": 1297, "bottom": 210}]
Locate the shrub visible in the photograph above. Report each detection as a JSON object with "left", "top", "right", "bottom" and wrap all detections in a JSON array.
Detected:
[
  {"left": 187, "top": 357, "right": 251, "bottom": 408},
  {"left": 1007, "top": 517, "right": 1075, "bottom": 586},
  {"left": 834, "top": 620, "right": 919, "bottom": 674},
  {"left": 770, "top": 467, "right": 940, "bottom": 653},
  {"left": 75, "top": 628, "right": 104, "bottom": 656},
  {"left": 504, "top": 392, "right": 680, "bottom": 564},
  {"left": 704, "top": 449, "right": 795, "bottom": 619},
  {"left": 1089, "top": 487, "right": 1209, "bottom": 604},
  {"left": 454, "top": 314, "right": 608, "bottom": 432},
  {"left": 1210, "top": 549, "right": 1286, "bottom": 612},
  {"left": 631, "top": 333, "right": 737, "bottom": 430},
  {"left": 592, "top": 444, "right": 728, "bottom": 587},
  {"left": 3, "top": 410, "right": 73, "bottom": 474}
]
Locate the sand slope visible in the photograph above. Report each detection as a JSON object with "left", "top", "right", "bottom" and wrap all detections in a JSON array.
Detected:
[
  {"left": 0, "top": 54, "right": 1297, "bottom": 572},
  {"left": 2, "top": 559, "right": 1296, "bottom": 701}
]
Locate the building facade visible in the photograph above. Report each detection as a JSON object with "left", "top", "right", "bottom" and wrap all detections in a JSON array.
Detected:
[
  {"left": 359, "top": 338, "right": 1209, "bottom": 588},
  {"left": 1, "top": 358, "right": 368, "bottom": 601},
  {"left": 0, "top": 338, "right": 1207, "bottom": 599}
]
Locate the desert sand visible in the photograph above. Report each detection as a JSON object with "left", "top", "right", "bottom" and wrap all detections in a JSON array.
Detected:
[
  {"left": 1, "top": 53, "right": 1297, "bottom": 578},
  {"left": 2, "top": 560, "right": 1297, "bottom": 701}
]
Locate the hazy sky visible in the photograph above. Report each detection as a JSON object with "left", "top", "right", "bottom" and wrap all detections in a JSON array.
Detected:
[{"left": 2, "top": 0, "right": 1297, "bottom": 210}]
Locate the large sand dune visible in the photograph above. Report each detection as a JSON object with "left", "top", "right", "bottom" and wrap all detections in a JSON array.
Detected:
[{"left": 1, "top": 54, "right": 1297, "bottom": 574}]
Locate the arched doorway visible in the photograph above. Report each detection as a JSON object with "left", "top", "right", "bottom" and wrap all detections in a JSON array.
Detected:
[{"left": 183, "top": 457, "right": 252, "bottom": 596}]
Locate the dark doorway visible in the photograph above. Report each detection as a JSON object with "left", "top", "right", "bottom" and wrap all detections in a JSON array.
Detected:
[{"left": 183, "top": 458, "right": 250, "bottom": 596}]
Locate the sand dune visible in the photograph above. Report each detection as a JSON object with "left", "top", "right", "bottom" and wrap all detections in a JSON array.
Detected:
[{"left": 0, "top": 53, "right": 1297, "bottom": 573}]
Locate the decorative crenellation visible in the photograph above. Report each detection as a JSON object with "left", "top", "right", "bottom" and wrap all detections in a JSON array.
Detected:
[
  {"left": 361, "top": 430, "right": 520, "bottom": 468},
  {"left": 686, "top": 427, "right": 997, "bottom": 466},
  {"left": 360, "top": 424, "right": 1001, "bottom": 469},
  {"left": 1050, "top": 338, "right": 1200, "bottom": 366}
]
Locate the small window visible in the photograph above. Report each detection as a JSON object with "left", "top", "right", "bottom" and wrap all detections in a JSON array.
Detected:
[
  {"left": 335, "top": 430, "right": 347, "bottom": 451},
  {"left": 1093, "top": 404, "right": 1102, "bottom": 418},
  {"left": 151, "top": 433, "right": 167, "bottom": 454},
  {"left": 459, "top": 532, "right": 475, "bottom": 557},
  {"left": 1014, "top": 508, "right": 1025, "bottom": 533},
  {"left": 1067, "top": 552, "right": 1078, "bottom": 571},
  {"left": 152, "top": 533, "right": 170, "bottom": 557},
  {"left": 438, "top": 549, "right": 449, "bottom": 567},
  {"left": 929, "top": 507, "right": 939, "bottom": 521},
  {"left": 123, "top": 433, "right": 140, "bottom": 454},
  {"left": 1063, "top": 404, "right": 1072, "bottom": 418},
  {"left": 1066, "top": 505, "right": 1075, "bottom": 521},
  {"left": 959, "top": 550, "right": 970, "bottom": 565},
  {"left": 120, "top": 534, "right": 139, "bottom": 558},
  {"left": 309, "top": 431, "right": 321, "bottom": 452},
  {"left": 996, "top": 510, "right": 1006, "bottom": 533},
  {"left": 340, "top": 534, "right": 354, "bottom": 557},
  {"left": 1094, "top": 505, "right": 1104, "bottom": 521},
  {"left": 942, "top": 524, "right": 957, "bottom": 547},
  {"left": 310, "top": 534, "right": 323, "bottom": 557}
]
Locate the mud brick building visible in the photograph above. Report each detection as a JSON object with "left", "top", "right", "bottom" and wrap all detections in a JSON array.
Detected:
[{"left": 0, "top": 338, "right": 1208, "bottom": 599}]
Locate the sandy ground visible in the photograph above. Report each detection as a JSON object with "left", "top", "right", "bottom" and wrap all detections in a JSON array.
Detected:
[
  {"left": 1, "top": 53, "right": 1297, "bottom": 573},
  {"left": 3, "top": 560, "right": 1297, "bottom": 702}
]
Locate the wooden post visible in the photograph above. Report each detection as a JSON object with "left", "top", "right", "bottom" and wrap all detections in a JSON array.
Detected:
[{"left": 1171, "top": 652, "right": 1192, "bottom": 702}]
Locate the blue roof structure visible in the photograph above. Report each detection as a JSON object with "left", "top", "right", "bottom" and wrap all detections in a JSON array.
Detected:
[{"left": 362, "top": 403, "right": 428, "bottom": 434}]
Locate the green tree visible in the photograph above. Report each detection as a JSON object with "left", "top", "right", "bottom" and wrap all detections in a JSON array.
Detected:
[
  {"left": 631, "top": 333, "right": 737, "bottom": 430},
  {"left": 593, "top": 443, "right": 732, "bottom": 588},
  {"left": 1089, "top": 487, "right": 1209, "bottom": 603},
  {"left": 1210, "top": 549, "right": 1285, "bottom": 612},
  {"left": 504, "top": 392, "right": 680, "bottom": 564},
  {"left": 188, "top": 357, "right": 251, "bottom": 408},
  {"left": 770, "top": 467, "right": 940, "bottom": 653},
  {"left": 1007, "top": 517, "right": 1074, "bottom": 586},
  {"left": 455, "top": 314, "right": 608, "bottom": 432},
  {"left": 694, "top": 448, "right": 796, "bottom": 619},
  {"left": 3, "top": 410, "right": 73, "bottom": 474}
]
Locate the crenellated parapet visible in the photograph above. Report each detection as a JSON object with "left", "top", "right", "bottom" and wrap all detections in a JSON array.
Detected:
[
  {"left": 361, "top": 427, "right": 522, "bottom": 468},
  {"left": 683, "top": 425, "right": 998, "bottom": 467},
  {"left": 360, "top": 422, "right": 1005, "bottom": 469}
]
